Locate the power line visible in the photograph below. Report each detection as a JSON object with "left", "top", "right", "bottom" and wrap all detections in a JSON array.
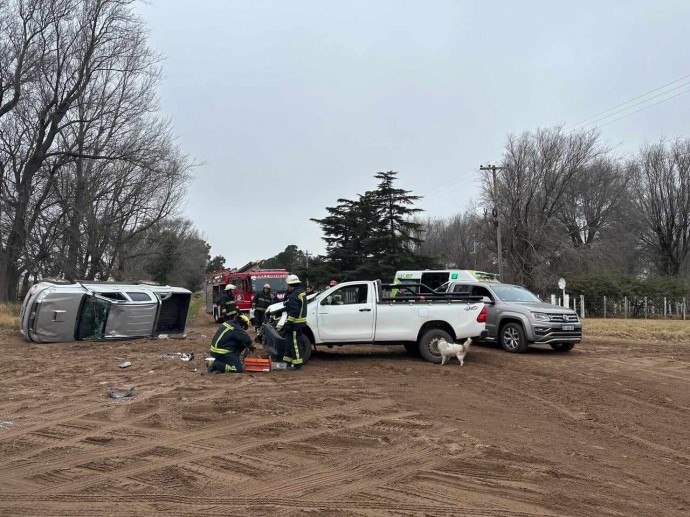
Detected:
[
  {"left": 419, "top": 169, "right": 475, "bottom": 206},
  {"left": 568, "top": 72, "right": 690, "bottom": 128},
  {"left": 596, "top": 87, "right": 690, "bottom": 129},
  {"left": 573, "top": 79, "right": 690, "bottom": 129}
]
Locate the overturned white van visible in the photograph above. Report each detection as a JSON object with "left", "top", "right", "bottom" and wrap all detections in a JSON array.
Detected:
[{"left": 19, "top": 281, "right": 192, "bottom": 343}]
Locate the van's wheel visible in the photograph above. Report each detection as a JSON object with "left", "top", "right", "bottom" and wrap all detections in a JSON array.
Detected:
[
  {"left": 500, "top": 323, "right": 528, "bottom": 353},
  {"left": 550, "top": 343, "right": 575, "bottom": 352},
  {"left": 418, "top": 328, "right": 452, "bottom": 364},
  {"left": 404, "top": 342, "right": 419, "bottom": 356}
]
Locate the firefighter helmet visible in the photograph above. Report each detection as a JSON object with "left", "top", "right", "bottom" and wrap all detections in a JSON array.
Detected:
[
  {"left": 263, "top": 283, "right": 270, "bottom": 289},
  {"left": 224, "top": 284, "right": 236, "bottom": 291},
  {"left": 286, "top": 274, "right": 301, "bottom": 285}
]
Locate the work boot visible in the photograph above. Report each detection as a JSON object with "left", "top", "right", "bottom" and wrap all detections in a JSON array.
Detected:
[{"left": 206, "top": 359, "right": 216, "bottom": 373}]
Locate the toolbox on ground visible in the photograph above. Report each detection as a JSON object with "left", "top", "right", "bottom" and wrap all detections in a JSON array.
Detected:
[{"left": 243, "top": 357, "right": 272, "bottom": 372}]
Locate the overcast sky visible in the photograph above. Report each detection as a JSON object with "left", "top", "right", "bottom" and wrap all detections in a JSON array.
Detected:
[{"left": 138, "top": 0, "right": 690, "bottom": 268}]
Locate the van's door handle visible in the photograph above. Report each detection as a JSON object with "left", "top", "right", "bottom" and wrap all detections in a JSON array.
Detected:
[{"left": 359, "top": 308, "right": 372, "bottom": 312}]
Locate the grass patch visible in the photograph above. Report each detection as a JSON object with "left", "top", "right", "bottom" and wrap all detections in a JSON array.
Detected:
[
  {"left": 0, "top": 303, "right": 21, "bottom": 330},
  {"left": 585, "top": 318, "right": 690, "bottom": 342},
  {"left": 188, "top": 292, "right": 205, "bottom": 319}
]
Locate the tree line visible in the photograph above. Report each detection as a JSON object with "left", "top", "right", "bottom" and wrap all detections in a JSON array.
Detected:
[
  {"left": 420, "top": 127, "right": 690, "bottom": 294},
  {"left": 0, "top": 0, "right": 205, "bottom": 300},
  {"left": 262, "top": 128, "right": 689, "bottom": 298}
]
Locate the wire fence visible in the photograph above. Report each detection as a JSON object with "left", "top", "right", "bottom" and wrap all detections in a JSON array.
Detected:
[{"left": 545, "top": 294, "right": 689, "bottom": 319}]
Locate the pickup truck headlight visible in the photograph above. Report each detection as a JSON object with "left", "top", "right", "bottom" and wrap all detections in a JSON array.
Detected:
[{"left": 532, "top": 312, "right": 550, "bottom": 321}]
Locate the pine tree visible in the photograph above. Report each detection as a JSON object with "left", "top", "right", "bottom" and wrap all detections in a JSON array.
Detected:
[{"left": 312, "top": 171, "right": 435, "bottom": 281}]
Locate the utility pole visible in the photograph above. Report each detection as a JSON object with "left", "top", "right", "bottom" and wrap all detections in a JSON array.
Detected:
[
  {"left": 480, "top": 164, "right": 505, "bottom": 280},
  {"left": 304, "top": 251, "right": 311, "bottom": 287}
]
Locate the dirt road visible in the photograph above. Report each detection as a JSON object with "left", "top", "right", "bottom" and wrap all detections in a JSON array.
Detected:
[{"left": 1, "top": 315, "right": 688, "bottom": 516}]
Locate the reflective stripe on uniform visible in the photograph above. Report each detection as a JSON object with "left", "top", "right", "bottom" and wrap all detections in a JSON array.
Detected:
[{"left": 210, "top": 322, "right": 234, "bottom": 354}]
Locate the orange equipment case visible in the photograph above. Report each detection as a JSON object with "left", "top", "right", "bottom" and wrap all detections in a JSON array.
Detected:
[{"left": 243, "top": 357, "right": 271, "bottom": 372}]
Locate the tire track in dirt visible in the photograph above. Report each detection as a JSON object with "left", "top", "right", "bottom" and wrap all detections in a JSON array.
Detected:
[
  {"left": 0, "top": 388, "right": 184, "bottom": 475},
  {"left": 0, "top": 493, "right": 566, "bottom": 516},
  {"left": 40, "top": 400, "right": 406, "bottom": 495}
]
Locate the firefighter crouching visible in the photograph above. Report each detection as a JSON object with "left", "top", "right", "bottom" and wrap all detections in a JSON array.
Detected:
[
  {"left": 252, "top": 283, "right": 273, "bottom": 328},
  {"left": 281, "top": 274, "right": 307, "bottom": 371},
  {"left": 207, "top": 317, "right": 254, "bottom": 373}
]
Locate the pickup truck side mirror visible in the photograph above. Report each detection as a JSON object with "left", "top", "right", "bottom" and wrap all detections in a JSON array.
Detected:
[{"left": 481, "top": 296, "right": 494, "bottom": 304}]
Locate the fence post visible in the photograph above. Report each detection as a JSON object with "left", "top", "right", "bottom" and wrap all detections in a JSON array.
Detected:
[
  {"left": 684, "top": 297, "right": 687, "bottom": 320},
  {"left": 664, "top": 297, "right": 667, "bottom": 318},
  {"left": 604, "top": 296, "right": 607, "bottom": 318},
  {"left": 644, "top": 297, "right": 648, "bottom": 319},
  {"left": 624, "top": 296, "right": 628, "bottom": 319},
  {"left": 580, "top": 295, "right": 585, "bottom": 319}
]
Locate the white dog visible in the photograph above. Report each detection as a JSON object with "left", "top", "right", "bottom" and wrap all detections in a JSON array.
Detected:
[{"left": 437, "top": 338, "right": 472, "bottom": 366}]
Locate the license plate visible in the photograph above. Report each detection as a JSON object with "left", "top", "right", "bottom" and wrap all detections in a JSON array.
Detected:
[{"left": 562, "top": 325, "right": 574, "bottom": 331}]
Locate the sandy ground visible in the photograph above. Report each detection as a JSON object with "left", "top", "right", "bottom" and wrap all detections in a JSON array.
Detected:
[{"left": 0, "top": 313, "right": 688, "bottom": 516}]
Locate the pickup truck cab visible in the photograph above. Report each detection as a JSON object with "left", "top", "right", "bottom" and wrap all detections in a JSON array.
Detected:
[
  {"left": 436, "top": 281, "right": 582, "bottom": 353},
  {"left": 263, "top": 280, "right": 487, "bottom": 364}
]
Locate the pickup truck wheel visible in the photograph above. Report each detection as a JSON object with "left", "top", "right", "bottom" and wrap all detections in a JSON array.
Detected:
[
  {"left": 298, "top": 334, "right": 312, "bottom": 364},
  {"left": 550, "top": 343, "right": 575, "bottom": 352},
  {"left": 500, "top": 323, "right": 528, "bottom": 353},
  {"left": 418, "top": 328, "right": 452, "bottom": 364}
]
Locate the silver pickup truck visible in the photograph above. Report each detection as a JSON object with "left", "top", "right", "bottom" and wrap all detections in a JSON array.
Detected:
[
  {"left": 20, "top": 281, "right": 192, "bottom": 343},
  {"left": 436, "top": 281, "right": 582, "bottom": 353}
]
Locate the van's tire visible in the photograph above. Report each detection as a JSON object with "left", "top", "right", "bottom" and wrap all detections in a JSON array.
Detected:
[
  {"left": 500, "top": 322, "right": 528, "bottom": 353},
  {"left": 403, "top": 342, "right": 419, "bottom": 356},
  {"left": 550, "top": 343, "right": 575, "bottom": 352},
  {"left": 418, "top": 328, "right": 453, "bottom": 364}
]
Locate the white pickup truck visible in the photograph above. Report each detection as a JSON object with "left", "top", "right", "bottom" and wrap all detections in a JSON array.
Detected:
[{"left": 262, "top": 280, "right": 488, "bottom": 364}]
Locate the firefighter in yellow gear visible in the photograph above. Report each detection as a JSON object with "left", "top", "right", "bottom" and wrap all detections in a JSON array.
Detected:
[
  {"left": 252, "top": 283, "right": 273, "bottom": 328},
  {"left": 208, "top": 317, "right": 254, "bottom": 373},
  {"left": 281, "top": 274, "right": 307, "bottom": 371}
]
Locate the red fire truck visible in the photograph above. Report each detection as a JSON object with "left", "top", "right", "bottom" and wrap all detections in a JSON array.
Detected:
[{"left": 205, "top": 265, "right": 289, "bottom": 322}]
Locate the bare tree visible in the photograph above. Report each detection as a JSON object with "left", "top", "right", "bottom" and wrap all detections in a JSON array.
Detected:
[
  {"left": 557, "top": 157, "right": 630, "bottom": 247},
  {"left": 633, "top": 139, "right": 690, "bottom": 276},
  {"left": 1, "top": 0, "right": 192, "bottom": 300},
  {"left": 485, "top": 127, "right": 603, "bottom": 291}
]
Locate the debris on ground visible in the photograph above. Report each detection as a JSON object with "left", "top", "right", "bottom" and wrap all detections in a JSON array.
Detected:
[
  {"left": 118, "top": 361, "right": 132, "bottom": 369},
  {"left": 108, "top": 387, "right": 135, "bottom": 400},
  {"left": 0, "top": 421, "right": 15, "bottom": 430},
  {"left": 169, "top": 334, "right": 187, "bottom": 340},
  {"left": 157, "top": 334, "right": 169, "bottom": 340},
  {"left": 163, "top": 352, "right": 194, "bottom": 361}
]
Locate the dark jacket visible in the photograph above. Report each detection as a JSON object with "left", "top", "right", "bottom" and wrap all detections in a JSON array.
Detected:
[
  {"left": 210, "top": 321, "right": 252, "bottom": 354},
  {"left": 285, "top": 286, "right": 307, "bottom": 327},
  {"left": 252, "top": 290, "right": 273, "bottom": 312},
  {"left": 220, "top": 291, "right": 238, "bottom": 317}
]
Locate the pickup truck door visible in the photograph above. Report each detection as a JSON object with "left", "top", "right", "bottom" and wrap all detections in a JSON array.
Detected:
[{"left": 316, "top": 283, "right": 375, "bottom": 342}]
